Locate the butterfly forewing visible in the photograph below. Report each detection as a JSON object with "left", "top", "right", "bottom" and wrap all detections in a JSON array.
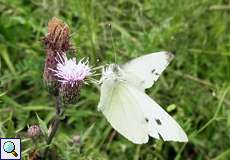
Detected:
[{"left": 122, "top": 51, "right": 174, "bottom": 91}]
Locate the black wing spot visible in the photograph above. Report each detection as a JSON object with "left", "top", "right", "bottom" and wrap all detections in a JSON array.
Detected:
[
  {"left": 145, "top": 118, "right": 149, "bottom": 123},
  {"left": 151, "top": 69, "right": 156, "bottom": 74},
  {"left": 155, "top": 72, "right": 160, "bottom": 76},
  {"left": 155, "top": 119, "right": 162, "bottom": 125}
]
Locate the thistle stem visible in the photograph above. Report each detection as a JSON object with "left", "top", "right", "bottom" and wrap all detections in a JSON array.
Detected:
[
  {"left": 44, "top": 95, "right": 63, "bottom": 158},
  {"left": 46, "top": 116, "right": 60, "bottom": 144}
]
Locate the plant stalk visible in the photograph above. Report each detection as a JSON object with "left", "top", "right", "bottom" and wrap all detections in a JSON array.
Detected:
[{"left": 43, "top": 95, "right": 63, "bottom": 158}]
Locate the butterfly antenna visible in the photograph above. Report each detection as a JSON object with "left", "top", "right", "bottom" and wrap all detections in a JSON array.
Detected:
[{"left": 108, "top": 23, "right": 117, "bottom": 63}]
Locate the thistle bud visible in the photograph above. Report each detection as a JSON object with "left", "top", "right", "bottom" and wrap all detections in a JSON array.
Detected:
[
  {"left": 27, "top": 125, "right": 42, "bottom": 139},
  {"left": 72, "top": 134, "right": 81, "bottom": 145}
]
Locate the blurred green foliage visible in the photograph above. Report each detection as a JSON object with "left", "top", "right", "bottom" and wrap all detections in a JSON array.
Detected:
[{"left": 0, "top": 0, "right": 230, "bottom": 159}]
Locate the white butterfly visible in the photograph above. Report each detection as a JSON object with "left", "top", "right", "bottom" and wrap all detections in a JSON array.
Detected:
[{"left": 97, "top": 51, "right": 188, "bottom": 144}]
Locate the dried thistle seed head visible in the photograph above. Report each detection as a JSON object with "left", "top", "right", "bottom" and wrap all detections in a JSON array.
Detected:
[
  {"left": 47, "top": 17, "right": 63, "bottom": 34},
  {"left": 42, "top": 17, "right": 71, "bottom": 95},
  {"left": 27, "top": 125, "right": 42, "bottom": 139},
  {"left": 43, "top": 17, "right": 70, "bottom": 52}
]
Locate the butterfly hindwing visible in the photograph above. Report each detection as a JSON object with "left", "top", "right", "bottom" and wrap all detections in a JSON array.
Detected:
[{"left": 128, "top": 85, "right": 188, "bottom": 142}]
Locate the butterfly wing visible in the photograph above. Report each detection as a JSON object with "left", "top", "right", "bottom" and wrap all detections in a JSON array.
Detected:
[
  {"left": 121, "top": 52, "right": 187, "bottom": 142},
  {"left": 98, "top": 53, "right": 188, "bottom": 143},
  {"left": 122, "top": 51, "right": 174, "bottom": 90},
  {"left": 98, "top": 78, "right": 187, "bottom": 143},
  {"left": 98, "top": 78, "right": 151, "bottom": 144},
  {"left": 130, "top": 86, "right": 188, "bottom": 142}
]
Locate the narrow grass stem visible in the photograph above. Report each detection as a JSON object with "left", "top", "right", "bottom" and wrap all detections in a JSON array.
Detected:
[
  {"left": 209, "top": 5, "right": 230, "bottom": 11},
  {"left": 196, "top": 87, "right": 229, "bottom": 134},
  {"left": 213, "top": 148, "right": 230, "bottom": 160},
  {"left": 108, "top": 25, "right": 117, "bottom": 63}
]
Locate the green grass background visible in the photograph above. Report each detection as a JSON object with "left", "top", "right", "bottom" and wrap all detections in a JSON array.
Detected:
[{"left": 0, "top": 0, "right": 230, "bottom": 159}]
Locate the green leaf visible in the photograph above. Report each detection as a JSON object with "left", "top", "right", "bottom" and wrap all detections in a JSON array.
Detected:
[
  {"left": 0, "top": 44, "right": 16, "bottom": 75},
  {"left": 82, "top": 123, "right": 95, "bottom": 142},
  {"left": 36, "top": 113, "right": 48, "bottom": 137}
]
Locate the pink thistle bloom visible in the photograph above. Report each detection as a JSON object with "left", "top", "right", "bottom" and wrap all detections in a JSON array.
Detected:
[{"left": 50, "top": 53, "right": 91, "bottom": 87}]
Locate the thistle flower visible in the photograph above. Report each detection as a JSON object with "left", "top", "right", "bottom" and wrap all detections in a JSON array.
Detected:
[
  {"left": 50, "top": 53, "right": 91, "bottom": 104},
  {"left": 53, "top": 53, "right": 91, "bottom": 86}
]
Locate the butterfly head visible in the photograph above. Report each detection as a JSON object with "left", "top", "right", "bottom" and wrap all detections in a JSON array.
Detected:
[{"left": 100, "top": 64, "right": 124, "bottom": 82}]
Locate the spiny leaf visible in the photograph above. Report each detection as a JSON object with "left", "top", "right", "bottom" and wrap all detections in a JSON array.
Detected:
[{"left": 36, "top": 113, "right": 48, "bottom": 137}]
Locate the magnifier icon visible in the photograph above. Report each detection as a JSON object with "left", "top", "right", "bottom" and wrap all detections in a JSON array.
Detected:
[{"left": 3, "top": 141, "right": 18, "bottom": 157}]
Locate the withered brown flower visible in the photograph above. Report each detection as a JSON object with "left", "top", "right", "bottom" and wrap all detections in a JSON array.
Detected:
[
  {"left": 43, "top": 17, "right": 71, "bottom": 96},
  {"left": 43, "top": 17, "right": 70, "bottom": 52}
]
